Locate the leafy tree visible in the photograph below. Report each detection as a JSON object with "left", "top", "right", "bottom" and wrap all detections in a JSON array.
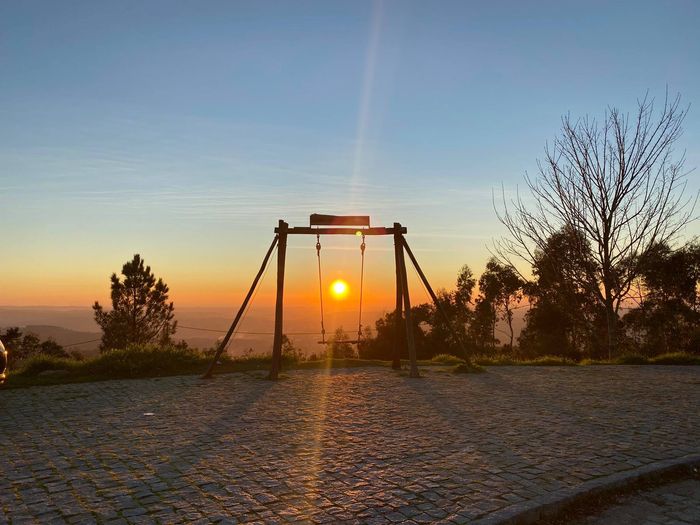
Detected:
[
  {"left": 281, "top": 334, "right": 304, "bottom": 362},
  {"left": 623, "top": 241, "right": 700, "bottom": 355},
  {"left": 93, "top": 254, "right": 177, "bottom": 351},
  {"left": 519, "top": 227, "right": 606, "bottom": 359},
  {"left": 39, "top": 339, "right": 69, "bottom": 358},
  {"left": 469, "top": 298, "right": 497, "bottom": 351},
  {"left": 328, "top": 327, "right": 355, "bottom": 358},
  {"left": 360, "top": 265, "right": 477, "bottom": 359},
  {"left": 455, "top": 264, "right": 476, "bottom": 311},
  {"left": 474, "top": 258, "right": 525, "bottom": 350},
  {"left": 0, "top": 327, "right": 23, "bottom": 354},
  {"left": 359, "top": 308, "right": 428, "bottom": 360},
  {"left": 0, "top": 327, "right": 68, "bottom": 363},
  {"left": 18, "top": 333, "right": 42, "bottom": 359},
  {"left": 496, "top": 93, "right": 695, "bottom": 358},
  {"left": 359, "top": 311, "right": 398, "bottom": 360},
  {"left": 418, "top": 289, "right": 470, "bottom": 357}
]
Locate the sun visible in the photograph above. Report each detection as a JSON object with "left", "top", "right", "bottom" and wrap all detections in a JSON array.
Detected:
[{"left": 330, "top": 279, "right": 349, "bottom": 300}]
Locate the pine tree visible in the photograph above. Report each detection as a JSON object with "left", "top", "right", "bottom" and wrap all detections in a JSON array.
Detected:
[{"left": 93, "top": 254, "right": 177, "bottom": 351}]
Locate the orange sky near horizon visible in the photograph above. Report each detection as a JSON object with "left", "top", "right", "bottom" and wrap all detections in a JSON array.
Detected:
[{"left": 0, "top": 229, "right": 470, "bottom": 313}]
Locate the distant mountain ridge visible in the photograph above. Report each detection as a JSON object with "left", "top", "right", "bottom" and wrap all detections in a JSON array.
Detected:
[
  {"left": 1, "top": 305, "right": 528, "bottom": 355},
  {"left": 20, "top": 325, "right": 102, "bottom": 355}
]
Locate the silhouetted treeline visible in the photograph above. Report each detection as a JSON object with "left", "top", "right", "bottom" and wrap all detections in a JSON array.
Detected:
[
  {"left": 0, "top": 327, "right": 69, "bottom": 365},
  {"left": 357, "top": 235, "right": 699, "bottom": 361}
]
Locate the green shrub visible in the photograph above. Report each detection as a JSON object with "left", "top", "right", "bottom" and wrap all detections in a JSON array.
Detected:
[
  {"left": 431, "top": 353, "right": 466, "bottom": 365},
  {"left": 451, "top": 363, "right": 485, "bottom": 374},
  {"left": 473, "top": 354, "right": 574, "bottom": 366},
  {"left": 82, "top": 344, "right": 205, "bottom": 378},
  {"left": 473, "top": 354, "right": 517, "bottom": 366},
  {"left": 522, "top": 356, "right": 576, "bottom": 366},
  {"left": 650, "top": 352, "right": 700, "bottom": 365},
  {"left": 615, "top": 354, "right": 649, "bottom": 365},
  {"left": 579, "top": 358, "right": 608, "bottom": 366},
  {"left": 17, "top": 355, "right": 80, "bottom": 376}
]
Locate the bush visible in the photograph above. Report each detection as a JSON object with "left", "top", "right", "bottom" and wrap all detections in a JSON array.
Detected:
[
  {"left": 431, "top": 353, "right": 466, "bottom": 365},
  {"left": 616, "top": 354, "right": 649, "bottom": 365},
  {"left": 522, "top": 356, "right": 576, "bottom": 366},
  {"left": 451, "top": 363, "right": 485, "bottom": 374},
  {"left": 473, "top": 354, "right": 517, "bottom": 366},
  {"left": 18, "top": 355, "right": 80, "bottom": 376},
  {"left": 650, "top": 352, "right": 700, "bottom": 365},
  {"left": 82, "top": 344, "right": 204, "bottom": 378},
  {"left": 473, "top": 354, "right": 574, "bottom": 366},
  {"left": 579, "top": 358, "right": 608, "bottom": 366}
]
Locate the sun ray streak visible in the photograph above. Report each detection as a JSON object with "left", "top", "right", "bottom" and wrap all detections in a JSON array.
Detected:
[{"left": 350, "top": 0, "right": 383, "bottom": 210}]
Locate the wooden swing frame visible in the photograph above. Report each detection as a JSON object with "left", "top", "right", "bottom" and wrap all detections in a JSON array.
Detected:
[{"left": 202, "top": 215, "right": 465, "bottom": 380}]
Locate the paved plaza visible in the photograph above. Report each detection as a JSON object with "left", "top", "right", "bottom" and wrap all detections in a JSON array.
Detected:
[
  {"left": 576, "top": 478, "right": 700, "bottom": 525},
  {"left": 2, "top": 366, "right": 699, "bottom": 524}
]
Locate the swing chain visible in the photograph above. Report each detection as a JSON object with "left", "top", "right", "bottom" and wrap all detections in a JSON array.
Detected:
[
  {"left": 316, "top": 233, "right": 326, "bottom": 344},
  {"left": 357, "top": 233, "right": 366, "bottom": 342}
]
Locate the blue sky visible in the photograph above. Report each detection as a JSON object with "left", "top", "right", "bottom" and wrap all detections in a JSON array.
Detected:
[{"left": 1, "top": 0, "right": 699, "bottom": 307}]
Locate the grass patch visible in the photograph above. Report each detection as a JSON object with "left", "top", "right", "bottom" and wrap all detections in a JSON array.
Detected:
[
  {"left": 473, "top": 354, "right": 575, "bottom": 366},
  {"left": 615, "top": 354, "right": 649, "bottom": 365},
  {"left": 579, "top": 352, "right": 700, "bottom": 366},
  {"left": 6, "top": 346, "right": 699, "bottom": 389},
  {"left": 451, "top": 362, "right": 485, "bottom": 374},
  {"left": 579, "top": 358, "right": 608, "bottom": 366},
  {"left": 17, "top": 354, "right": 82, "bottom": 376},
  {"left": 430, "top": 353, "right": 466, "bottom": 365},
  {"left": 650, "top": 352, "right": 700, "bottom": 365},
  {"left": 5, "top": 348, "right": 398, "bottom": 388}
]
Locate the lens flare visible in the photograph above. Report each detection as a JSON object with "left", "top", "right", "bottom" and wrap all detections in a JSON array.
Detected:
[{"left": 330, "top": 279, "right": 349, "bottom": 300}]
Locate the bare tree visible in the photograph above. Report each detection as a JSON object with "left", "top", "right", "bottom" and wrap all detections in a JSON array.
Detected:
[{"left": 495, "top": 92, "right": 696, "bottom": 359}]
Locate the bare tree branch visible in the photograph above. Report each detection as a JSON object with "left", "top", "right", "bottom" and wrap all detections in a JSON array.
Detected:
[{"left": 493, "top": 91, "right": 697, "bottom": 357}]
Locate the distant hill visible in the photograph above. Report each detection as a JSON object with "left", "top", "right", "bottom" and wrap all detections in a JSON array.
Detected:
[
  {"left": 21, "top": 325, "right": 102, "bottom": 356},
  {"left": 1, "top": 304, "right": 529, "bottom": 356}
]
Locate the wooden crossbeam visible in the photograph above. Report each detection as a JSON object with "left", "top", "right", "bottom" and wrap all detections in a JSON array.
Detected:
[
  {"left": 276, "top": 226, "right": 406, "bottom": 235},
  {"left": 310, "top": 214, "right": 370, "bottom": 227}
]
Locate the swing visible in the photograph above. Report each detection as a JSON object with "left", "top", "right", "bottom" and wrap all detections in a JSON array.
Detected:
[
  {"left": 315, "top": 230, "right": 366, "bottom": 346},
  {"left": 203, "top": 215, "right": 452, "bottom": 381}
]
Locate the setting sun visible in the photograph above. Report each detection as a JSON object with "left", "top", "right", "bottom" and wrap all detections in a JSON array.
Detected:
[{"left": 330, "top": 279, "right": 349, "bottom": 300}]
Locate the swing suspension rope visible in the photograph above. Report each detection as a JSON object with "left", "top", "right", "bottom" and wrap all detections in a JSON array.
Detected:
[
  {"left": 315, "top": 232, "right": 366, "bottom": 345},
  {"left": 357, "top": 233, "right": 366, "bottom": 342},
  {"left": 316, "top": 233, "right": 327, "bottom": 344}
]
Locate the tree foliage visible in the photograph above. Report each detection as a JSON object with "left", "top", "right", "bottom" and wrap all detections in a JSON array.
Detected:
[
  {"left": 470, "top": 258, "right": 524, "bottom": 351},
  {"left": 359, "top": 265, "right": 477, "bottom": 360},
  {"left": 0, "top": 327, "right": 68, "bottom": 364},
  {"left": 327, "top": 327, "right": 356, "bottom": 358},
  {"left": 519, "top": 227, "right": 606, "bottom": 358},
  {"left": 93, "top": 254, "right": 177, "bottom": 351},
  {"left": 496, "top": 93, "right": 695, "bottom": 357},
  {"left": 623, "top": 241, "right": 700, "bottom": 355}
]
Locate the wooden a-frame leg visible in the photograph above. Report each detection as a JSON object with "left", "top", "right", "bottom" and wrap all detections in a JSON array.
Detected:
[
  {"left": 398, "top": 235, "right": 419, "bottom": 378},
  {"left": 392, "top": 224, "right": 403, "bottom": 370},
  {"left": 268, "top": 220, "right": 288, "bottom": 380},
  {"left": 202, "top": 235, "right": 279, "bottom": 379}
]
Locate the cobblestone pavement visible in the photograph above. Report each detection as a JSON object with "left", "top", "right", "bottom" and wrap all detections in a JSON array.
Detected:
[
  {"left": 576, "top": 478, "right": 700, "bottom": 524},
  {"left": 1, "top": 366, "right": 699, "bottom": 524}
]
